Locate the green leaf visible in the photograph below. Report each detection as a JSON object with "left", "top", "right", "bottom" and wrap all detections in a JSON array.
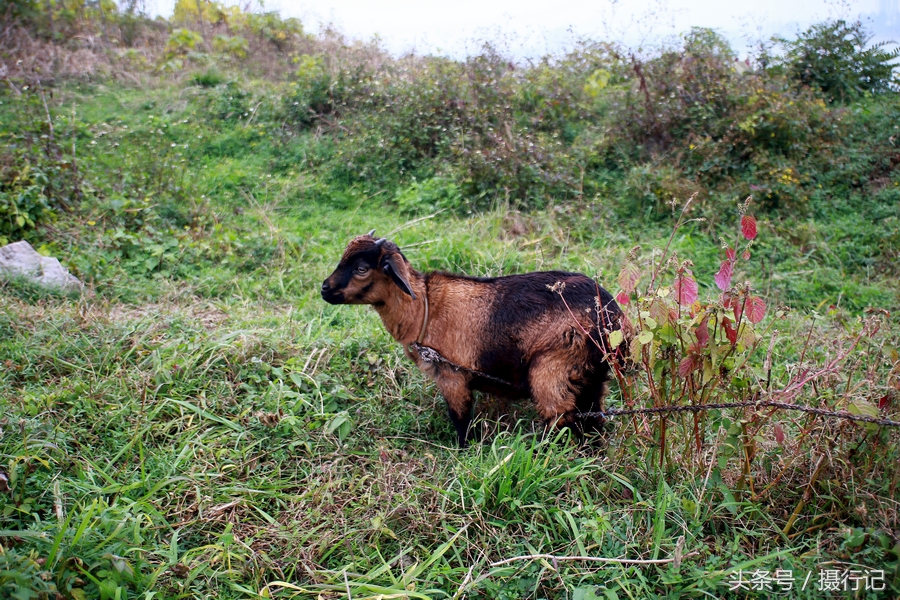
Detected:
[
  {"left": 845, "top": 528, "right": 866, "bottom": 547},
  {"left": 574, "top": 587, "right": 601, "bottom": 600},
  {"left": 681, "top": 498, "right": 698, "bottom": 514},
  {"left": 848, "top": 400, "right": 878, "bottom": 418},
  {"left": 608, "top": 329, "right": 624, "bottom": 349},
  {"left": 326, "top": 412, "right": 352, "bottom": 442}
]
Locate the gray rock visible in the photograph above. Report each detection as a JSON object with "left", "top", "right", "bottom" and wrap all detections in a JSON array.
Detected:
[{"left": 0, "top": 240, "right": 83, "bottom": 291}]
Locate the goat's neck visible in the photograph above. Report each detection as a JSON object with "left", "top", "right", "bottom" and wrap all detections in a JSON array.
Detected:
[{"left": 373, "top": 271, "right": 427, "bottom": 345}]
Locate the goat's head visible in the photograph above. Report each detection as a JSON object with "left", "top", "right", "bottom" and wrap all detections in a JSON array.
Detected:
[{"left": 321, "top": 230, "right": 417, "bottom": 305}]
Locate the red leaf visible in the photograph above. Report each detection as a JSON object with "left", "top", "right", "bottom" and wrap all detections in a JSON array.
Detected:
[
  {"left": 649, "top": 299, "right": 669, "bottom": 326},
  {"left": 616, "top": 291, "right": 630, "bottom": 306},
  {"left": 741, "top": 215, "right": 757, "bottom": 240},
  {"left": 714, "top": 260, "right": 734, "bottom": 291},
  {"left": 774, "top": 423, "right": 785, "bottom": 445},
  {"left": 742, "top": 250, "right": 751, "bottom": 261},
  {"left": 732, "top": 300, "right": 742, "bottom": 322},
  {"left": 678, "top": 355, "right": 699, "bottom": 377},
  {"left": 696, "top": 316, "right": 710, "bottom": 346},
  {"left": 723, "top": 318, "right": 737, "bottom": 345},
  {"left": 726, "top": 247, "right": 736, "bottom": 261},
  {"left": 673, "top": 271, "right": 698, "bottom": 306},
  {"left": 879, "top": 394, "right": 890, "bottom": 410},
  {"left": 617, "top": 263, "right": 641, "bottom": 294},
  {"left": 746, "top": 295, "right": 766, "bottom": 324}
]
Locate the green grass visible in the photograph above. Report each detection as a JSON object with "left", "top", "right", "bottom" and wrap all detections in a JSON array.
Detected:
[{"left": 2, "top": 76, "right": 899, "bottom": 599}]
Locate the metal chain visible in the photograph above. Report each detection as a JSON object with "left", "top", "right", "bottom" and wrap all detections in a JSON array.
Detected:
[
  {"left": 410, "top": 342, "right": 900, "bottom": 428},
  {"left": 410, "top": 342, "right": 515, "bottom": 387},
  {"left": 579, "top": 401, "right": 900, "bottom": 428}
]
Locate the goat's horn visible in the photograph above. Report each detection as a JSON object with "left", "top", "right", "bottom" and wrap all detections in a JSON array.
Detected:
[
  {"left": 366, "top": 229, "right": 376, "bottom": 237},
  {"left": 374, "top": 238, "right": 386, "bottom": 246}
]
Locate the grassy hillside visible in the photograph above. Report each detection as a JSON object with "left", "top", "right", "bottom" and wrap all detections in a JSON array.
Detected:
[{"left": 1, "top": 7, "right": 900, "bottom": 599}]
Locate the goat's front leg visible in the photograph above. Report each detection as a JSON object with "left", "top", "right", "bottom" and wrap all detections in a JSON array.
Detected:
[{"left": 436, "top": 371, "right": 474, "bottom": 448}]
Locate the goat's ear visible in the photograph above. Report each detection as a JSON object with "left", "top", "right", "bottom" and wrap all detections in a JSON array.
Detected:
[{"left": 381, "top": 254, "right": 417, "bottom": 299}]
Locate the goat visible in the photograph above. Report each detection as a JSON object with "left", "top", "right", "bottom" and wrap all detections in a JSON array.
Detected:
[{"left": 321, "top": 231, "right": 623, "bottom": 447}]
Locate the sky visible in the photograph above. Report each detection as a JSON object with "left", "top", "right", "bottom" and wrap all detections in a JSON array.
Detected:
[{"left": 146, "top": 0, "right": 899, "bottom": 59}]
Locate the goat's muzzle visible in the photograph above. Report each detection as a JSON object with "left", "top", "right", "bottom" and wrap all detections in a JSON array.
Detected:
[{"left": 320, "top": 279, "right": 345, "bottom": 304}]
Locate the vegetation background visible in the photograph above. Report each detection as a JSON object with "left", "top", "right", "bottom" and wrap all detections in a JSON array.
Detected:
[{"left": 1, "top": 1, "right": 899, "bottom": 598}]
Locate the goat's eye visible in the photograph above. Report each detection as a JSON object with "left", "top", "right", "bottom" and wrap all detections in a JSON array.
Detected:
[{"left": 355, "top": 266, "right": 369, "bottom": 275}]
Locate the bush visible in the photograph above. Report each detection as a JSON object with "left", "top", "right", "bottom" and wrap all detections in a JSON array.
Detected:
[
  {"left": 0, "top": 89, "right": 81, "bottom": 244},
  {"left": 165, "top": 27, "right": 203, "bottom": 57},
  {"left": 620, "top": 164, "right": 703, "bottom": 218},
  {"left": 284, "top": 47, "right": 591, "bottom": 206},
  {"left": 285, "top": 54, "right": 358, "bottom": 126},
  {"left": 241, "top": 11, "right": 305, "bottom": 51},
  {"left": 394, "top": 176, "right": 462, "bottom": 214},
  {"left": 602, "top": 200, "right": 894, "bottom": 478},
  {"left": 158, "top": 28, "right": 205, "bottom": 71},
  {"left": 276, "top": 26, "right": 887, "bottom": 214},
  {"left": 774, "top": 19, "right": 899, "bottom": 102},
  {"left": 593, "top": 28, "right": 847, "bottom": 213},
  {"left": 207, "top": 81, "right": 253, "bottom": 120},
  {"left": 192, "top": 67, "right": 224, "bottom": 86},
  {"left": 211, "top": 34, "right": 248, "bottom": 59}
]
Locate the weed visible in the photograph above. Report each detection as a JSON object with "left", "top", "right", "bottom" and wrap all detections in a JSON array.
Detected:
[{"left": 192, "top": 67, "right": 225, "bottom": 87}]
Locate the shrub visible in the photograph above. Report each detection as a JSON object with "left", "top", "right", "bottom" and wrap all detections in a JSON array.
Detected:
[
  {"left": 394, "top": 176, "right": 462, "bottom": 214},
  {"left": 242, "top": 11, "right": 305, "bottom": 51},
  {"left": 165, "top": 27, "right": 203, "bottom": 57},
  {"left": 0, "top": 180, "right": 52, "bottom": 245},
  {"left": 158, "top": 28, "right": 205, "bottom": 71},
  {"left": 620, "top": 163, "right": 703, "bottom": 219},
  {"left": 284, "top": 47, "right": 589, "bottom": 206},
  {"left": 0, "top": 89, "right": 81, "bottom": 244},
  {"left": 596, "top": 28, "right": 843, "bottom": 213},
  {"left": 211, "top": 34, "right": 249, "bottom": 59},
  {"left": 192, "top": 67, "right": 224, "bottom": 86},
  {"left": 285, "top": 54, "right": 354, "bottom": 126},
  {"left": 207, "top": 81, "right": 252, "bottom": 120},
  {"left": 598, "top": 198, "right": 893, "bottom": 479},
  {"left": 774, "top": 19, "right": 899, "bottom": 102}
]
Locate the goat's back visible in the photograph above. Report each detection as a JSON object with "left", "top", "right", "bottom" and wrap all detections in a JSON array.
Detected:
[{"left": 425, "top": 270, "right": 621, "bottom": 393}]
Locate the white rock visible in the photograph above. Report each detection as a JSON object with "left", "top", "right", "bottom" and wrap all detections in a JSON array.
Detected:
[
  {"left": 0, "top": 240, "right": 42, "bottom": 274},
  {"left": 0, "top": 240, "right": 83, "bottom": 291}
]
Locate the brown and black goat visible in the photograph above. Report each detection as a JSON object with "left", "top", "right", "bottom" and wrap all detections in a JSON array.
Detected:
[{"left": 321, "top": 231, "right": 623, "bottom": 447}]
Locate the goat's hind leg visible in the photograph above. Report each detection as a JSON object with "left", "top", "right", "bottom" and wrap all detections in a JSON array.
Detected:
[
  {"left": 436, "top": 371, "right": 475, "bottom": 448},
  {"left": 574, "top": 366, "right": 611, "bottom": 437},
  {"left": 528, "top": 354, "right": 582, "bottom": 441}
]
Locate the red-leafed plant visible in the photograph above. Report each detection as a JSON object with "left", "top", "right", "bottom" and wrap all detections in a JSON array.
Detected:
[
  {"left": 603, "top": 196, "right": 776, "bottom": 468},
  {"left": 584, "top": 194, "right": 892, "bottom": 495}
]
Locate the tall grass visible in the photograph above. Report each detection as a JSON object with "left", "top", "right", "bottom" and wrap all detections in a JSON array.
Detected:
[{"left": 0, "top": 8, "right": 899, "bottom": 599}]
